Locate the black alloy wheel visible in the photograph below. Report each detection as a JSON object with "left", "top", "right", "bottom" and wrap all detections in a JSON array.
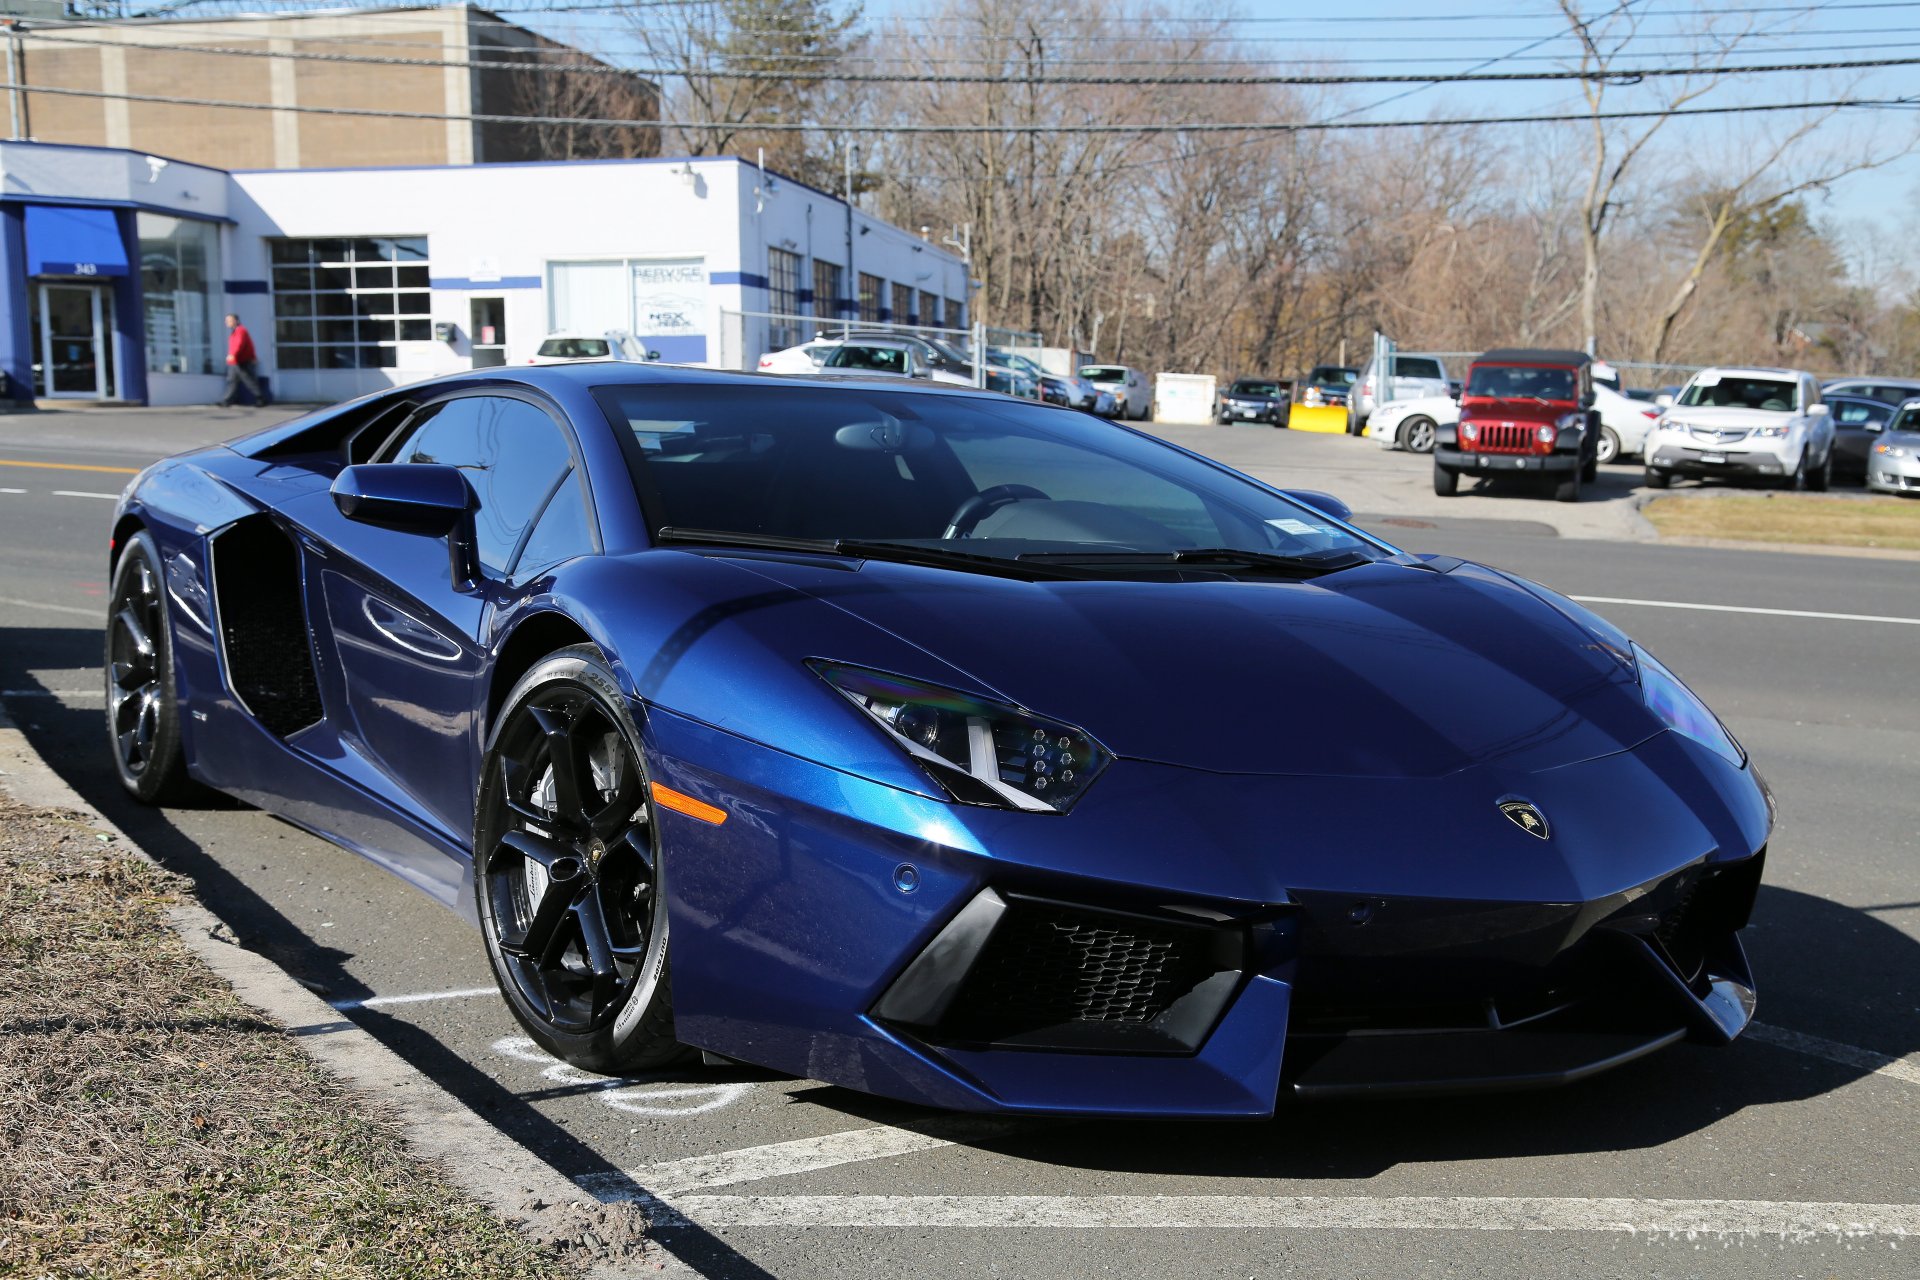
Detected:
[
  {"left": 475, "top": 646, "right": 682, "bottom": 1071},
  {"left": 105, "top": 531, "right": 193, "bottom": 803}
]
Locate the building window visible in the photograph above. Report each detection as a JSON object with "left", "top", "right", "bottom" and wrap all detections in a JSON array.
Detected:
[
  {"left": 269, "top": 236, "right": 430, "bottom": 371},
  {"left": 858, "top": 272, "right": 882, "bottom": 323},
  {"left": 768, "top": 247, "right": 803, "bottom": 348},
  {"left": 946, "top": 298, "right": 963, "bottom": 331},
  {"left": 920, "top": 291, "right": 941, "bottom": 331},
  {"left": 138, "top": 214, "right": 222, "bottom": 376},
  {"left": 812, "top": 259, "right": 843, "bottom": 323},
  {"left": 891, "top": 282, "right": 913, "bottom": 326}
]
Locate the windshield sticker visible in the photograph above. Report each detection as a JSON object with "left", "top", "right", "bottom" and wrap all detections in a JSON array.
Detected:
[{"left": 1267, "top": 518, "right": 1320, "bottom": 535}]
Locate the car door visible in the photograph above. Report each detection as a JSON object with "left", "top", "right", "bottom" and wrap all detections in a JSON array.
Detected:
[
  {"left": 299, "top": 391, "right": 580, "bottom": 841},
  {"left": 1828, "top": 397, "right": 1890, "bottom": 474}
]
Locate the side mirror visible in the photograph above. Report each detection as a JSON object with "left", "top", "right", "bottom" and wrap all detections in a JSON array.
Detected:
[
  {"left": 331, "top": 463, "right": 479, "bottom": 585},
  {"left": 646, "top": 349, "right": 661, "bottom": 362},
  {"left": 1654, "top": 393, "right": 1674, "bottom": 408},
  {"left": 1281, "top": 489, "right": 1353, "bottom": 524},
  {"left": 1807, "top": 403, "right": 1830, "bottom": 417}
]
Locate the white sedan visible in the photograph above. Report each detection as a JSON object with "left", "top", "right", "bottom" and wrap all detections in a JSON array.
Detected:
[
  {"left": 1370, "top": 385, "right": 1659, "bottom": 462},
  {"left": 527, "top": 330, "right": 656, "bottom": 365},
  {"left": 757, "top": 338, "right": 841, "bottom": 374}
]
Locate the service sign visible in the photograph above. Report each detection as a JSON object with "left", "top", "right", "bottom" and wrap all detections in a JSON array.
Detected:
[{"left": 631, "top": 258, "right": 708, "bottom": 362}]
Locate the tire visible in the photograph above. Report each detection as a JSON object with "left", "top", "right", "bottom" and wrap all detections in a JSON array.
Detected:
[
  {"left": 1433, "top": 463, "right": 1459, "bottom": 496},
  {"left": 1781, "top": 453, "right": 1808, "bottom": 492},
  {"left": 1644, "top": 467, "right": 1672, "bottom": 489},
  {"left": 1401, "top": 416, "right": 1438, "bottom": 455},
  {"left": 1808, "top": 448, "right": 1832, "bottom": 493},
  {"left": 1554, "top": 469, "right": 1583, "bottom": 503},
  {"left": 105, "top": 531, "right": 195, "bottom": 804},
  {"left": 475, "top": 645, "right": 685, "bottom": 1074},
  {"left": 1596, "top": 427, "right": 1620, "bottom": 466}
]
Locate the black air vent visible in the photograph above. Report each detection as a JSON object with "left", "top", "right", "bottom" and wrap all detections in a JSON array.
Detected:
[{"left": 213, "top": 517, "right": 322, "bottom": 737}]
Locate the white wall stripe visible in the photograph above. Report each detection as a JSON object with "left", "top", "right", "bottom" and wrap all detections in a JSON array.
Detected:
[
  {"left": 1571, "top": 595, "right": 1920, "bottom": 626},
  {"left": 1748, "top": 1022, "right": 1920, "bottom": 1088},
  {"left": 656, "top": 1194, "right": 1920, "bottom": 1237}
]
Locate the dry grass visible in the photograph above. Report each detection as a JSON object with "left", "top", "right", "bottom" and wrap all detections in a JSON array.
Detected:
[
  {"left": 1644, "top": 492, "right": 1920, "bottom": 551},
  {"left": 0, "top": 794, "right": 584, "bottom": 1280}
]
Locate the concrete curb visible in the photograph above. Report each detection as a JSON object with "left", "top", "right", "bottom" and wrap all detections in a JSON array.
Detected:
[{"left": 0, "top": 704, "right": 697, "bottom": 1278}]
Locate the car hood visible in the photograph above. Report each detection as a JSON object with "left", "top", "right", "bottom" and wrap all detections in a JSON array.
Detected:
[
  {"left": 712, "top": 552, "right": 1664, "bottom": 780},
  {"left": 1460, "top": 397, "right": 1578, "bottom": 425},
  {"left": 1662, "top": 405, "right": 1798, "bottom": 429}
]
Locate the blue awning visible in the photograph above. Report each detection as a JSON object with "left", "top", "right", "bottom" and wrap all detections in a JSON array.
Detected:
[{"left": 24, "top": 205, "right": 130, "bottom": 278}]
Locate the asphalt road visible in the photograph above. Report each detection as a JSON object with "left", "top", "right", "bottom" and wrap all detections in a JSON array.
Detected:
[{"left": 1, "top": 406, "right": 1914, "bottom": 1279}]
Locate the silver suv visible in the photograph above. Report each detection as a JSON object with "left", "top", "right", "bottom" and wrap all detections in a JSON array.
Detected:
[{"left": 1351, "top": 353, "right": 1449, "bottom": 433}]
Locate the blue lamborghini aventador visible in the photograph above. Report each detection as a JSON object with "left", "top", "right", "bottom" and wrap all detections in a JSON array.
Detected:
[{"left": 105, "top": 363, "right": 1772, "bottom": 1117}]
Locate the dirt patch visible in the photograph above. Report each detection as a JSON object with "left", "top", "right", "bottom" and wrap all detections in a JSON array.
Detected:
[
  {"left": 1644, "top": 492, "right": 1920, "bottom": 551},
  {"left": 0, "top": 793, "right": 647, "bottom": 1278}
]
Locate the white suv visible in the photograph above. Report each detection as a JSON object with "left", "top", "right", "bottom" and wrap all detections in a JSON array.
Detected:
[{"left": 1645, "top": 367, "right": 1836, "bottom": 490}]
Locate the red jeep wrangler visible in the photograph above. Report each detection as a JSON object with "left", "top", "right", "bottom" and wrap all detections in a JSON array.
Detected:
[{"left": 1432, "top": 348, "right": 1601, "bottom": 503}]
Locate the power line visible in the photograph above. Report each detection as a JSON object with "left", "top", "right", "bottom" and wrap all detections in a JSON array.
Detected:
[
  {"left": 19, "top": 25, "right": 1920, "bottom": 84},
  {"left": 10, "top": 78, "right": 1915, "bottom": 130}
]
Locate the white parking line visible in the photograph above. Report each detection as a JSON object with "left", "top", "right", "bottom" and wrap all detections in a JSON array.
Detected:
[
  {"left": 0, "top": 597, "right": 101, "bottom": 618},
  {"left": 0, "top": 488, "right": 23, "bottom": 495},
  {"left": 1572, "top": 595, "right": 1920, "bottom": 626},
  {"left": 51, "top": 490, "right": 120, "bottom": 500},
  {"left": 656, "top": 1194, "right": 1920, "bottom": 1237},
  {"left": 329, "top": 985, "right": 498, "bottom": 1011},
  {"left": 1, "top": 689, "right": 101, "bottom": 699},
  {"left": 585, "top": 1116, "right": 1026, "bottom": 1200},
  {"left": 1748, "top": 1022, "right": 1920, "bottom": 1088}
]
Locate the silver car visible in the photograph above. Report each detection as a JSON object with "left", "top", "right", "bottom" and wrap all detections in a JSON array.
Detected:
[
  {"left": 1867, "top": 399, "right": 1920, "bottom": 496},
  {"left": 1351, "top": 353, "right": 1449, "bottom": 432}
]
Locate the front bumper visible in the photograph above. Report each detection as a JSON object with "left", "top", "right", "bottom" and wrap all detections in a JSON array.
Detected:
[
  {"left": 648, "top": 709, "right": 1772, "bottom": 1118},
  {"left": 1435, "top": 445, "right": 1579, "bottom": 474},
  {"left": 1649, "top": 439, "right": 1796, "bottom": 479},
  {"left": 1220, "top": 404, "right": 1283, "bottom": 423},
  {"left": 1867, "top": 456, "right": 1920, "bottom": 494}
]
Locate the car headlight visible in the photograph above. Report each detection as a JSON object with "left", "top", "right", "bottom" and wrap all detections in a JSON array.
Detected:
[
  {"left": 1753, "top": 424, "right": 1788, "bottom": 438},
  {"left": 1536, "top": 424, "right": 1556, "bottom": 444},
  {"left": 1632, "top": 643, "right": 1743, "bottom": 767},
  {"left": 1876, "top": 443, "right": 1906, "bottom": 456},
  {"left": 812, "top": 662, "right": 1111, "bottom": 813},
  {"left": 1461, "top": 422, "right": 1478, "bottom": 441}
]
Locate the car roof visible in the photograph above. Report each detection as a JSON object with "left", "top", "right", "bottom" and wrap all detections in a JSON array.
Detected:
[
  {"left": 1824, "top": 376, "right": 1920, "bottom": 387},
  {"left": 1471, "top": 348, "right": 1591, "bottom": 367},
  {"left": 1691, "top": 366, "right": 1803, "bottom": 379}
]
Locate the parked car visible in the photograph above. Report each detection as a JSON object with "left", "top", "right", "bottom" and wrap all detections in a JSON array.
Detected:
[
  {"left": 1217, "top": 378, "right": 1289, "bottom": 426},
  {"left": 1080, "top": 364, "right": 1152, "bottom": 420},
  {"left": 1645, "top": 367, "right": 1836, "bottom": 491},
  {"left": 818, "top": 341, "right": 940, "bottom": 381},
  {"left": 1298, "top": 364, "right": 1357, "bottom": 408},
  {"left": 1821, "top": 376, "right": 1920, "bottom": 406},
  {"left": 1592, "top": 385, "right": 1663, "bottom": 464},
  {"left": 1092, "top": 387, "right": 1121, "bottom": 418},
  {"left": 1367, "top": 394, "right": 1454, "bottom": 454},
  {"left": 1868, "top": 399, "right": 1920, "bottom": 495},
  {"left": 108, "top": 361, "right": 1771, "bottom": 1113},
  {"left": 1037, "top": 374, "right": 1074, "bottom": 406},
  {"left": 1825, "top": 393, "right": 1899, "bottom": 483},
  {"left": 1352, "top": 353, "right": 1448, "bottom": 432},
  {"left": 528, "top": 331, "right": 656, "bottom": 365},
  {"left": 757, "top": 339, "right": 841, "bottom": 374},
  {"left": 1432, "top": 348, "right": 1601, "bottom": 503}
]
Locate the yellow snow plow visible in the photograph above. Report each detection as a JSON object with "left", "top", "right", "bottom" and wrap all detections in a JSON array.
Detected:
[{"left": 1287, "top": 404, "right": 1350, "bottom": 434}]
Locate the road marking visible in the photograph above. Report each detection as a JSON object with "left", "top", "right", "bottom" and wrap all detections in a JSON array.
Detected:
[
  {"left": 330, "top": 985, "right": 498, "bottom": 1011},
  {"left": 0, "top": 488, "right": 23, "bottom": 495},
  {"left": 52, "top": 490, "right": 120, "bottom": 501},
  {"left": 0, "top": 689, "right": 101, "bottom": 699},
  {"left": 1748, "top": 1022, "right": 1920, "bottom": 1088},
  {"left": 654, "top": 1194, "right": 1920, "bottom": 1237},
  {"left": 0, "top": 457, "right": 140, "bottom": 475},
  {"left": 1573, "top": 595, "right": 1920, "bottom": 627},
  {"left": 585, "top": 1116, "right": 1027, "bottom": 1200},
  {"left": 491, "top": 1037, "right": 753, "bottom": 1117},
  {"left": 0, "top": 596, "right": 102, "bottom": 618}
]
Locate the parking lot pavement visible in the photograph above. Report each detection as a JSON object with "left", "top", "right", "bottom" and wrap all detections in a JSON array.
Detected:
[{"left": 3, "top": 406, "right": 1915, "bottom": 1278}]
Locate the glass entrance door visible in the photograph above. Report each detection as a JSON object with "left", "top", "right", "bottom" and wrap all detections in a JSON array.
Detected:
[{"left": 33, "top": 284, "right": 117, "bottom": 399}]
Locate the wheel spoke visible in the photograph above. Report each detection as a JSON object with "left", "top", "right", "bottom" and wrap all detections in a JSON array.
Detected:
[
  {"left": 573, "top": 890, "right": 621, "bottom": 1013},
  {"left": 498, "top": 828, "right": 570, "bottom": 871},
  {"left": 528, "top": 705, "right": 591, "bottom": 827},
  {"left": 585, "top": 748, "right": 642, "bottom": 839},
  {"left": 113, "top": 607, "right": 155, "bottom": 665}
]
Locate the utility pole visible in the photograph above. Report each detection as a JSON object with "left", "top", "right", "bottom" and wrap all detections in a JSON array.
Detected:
[
  {"left": 843, "top": 136, "right": 855, "bottom": 338},
  {"left": 5, "top": 19, "right": 26, "bottom": 141},
  {"left": 941, "top": 223, "right": 979, "bottom": 385}
]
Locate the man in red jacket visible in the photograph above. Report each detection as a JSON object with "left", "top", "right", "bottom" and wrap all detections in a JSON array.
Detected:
[{"left": 218, "top": 313, "right": 271, "bottom": 408}]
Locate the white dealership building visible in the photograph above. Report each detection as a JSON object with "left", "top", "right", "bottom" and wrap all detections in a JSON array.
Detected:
[{"left": 0, "top": 139, "right": 969, "bottom": 406}]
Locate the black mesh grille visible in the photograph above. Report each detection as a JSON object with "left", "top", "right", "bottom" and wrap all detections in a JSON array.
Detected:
[
  {"left": 939, "top": 900, "right": 1222, "bottom": 1044},
  {"left": 214, "top": 517, "right": 323, "bottom": 738}
]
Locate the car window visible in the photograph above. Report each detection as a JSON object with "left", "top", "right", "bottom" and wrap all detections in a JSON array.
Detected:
[
  {"left": 1395, "top": 358, "right": 1444, "bottom": 380},
  {"left": 1467, "top": 365, "right": 1575, "bottom": 400},
  {"left": 1830, "top": 399, "right": 1891, "bottom": 427},
  {"left": 1309, "top": 367, "right": 1357, "bottom": 386},
  {"left": 538, "top": 338, "right": 609, "bottom": 359},
  {"left": 829, "top": 346, "right": 910, "bottom": 374},
  {"left": 514, "top": 469, "right": 597, "bottom": 578},
  {"left": 388, "top": 396, "right": 574, "bottom": 576},
  {"left": 1679, "top": 376, "right": 1796, "bottom": 411},
  {"left": 1231, "top": 381, "right": 1280, "bottom": 397}
]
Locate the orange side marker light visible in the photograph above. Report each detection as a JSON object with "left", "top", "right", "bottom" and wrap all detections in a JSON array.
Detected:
[{"left": 650, "top": 781, "right": 728, "bottom": 826}]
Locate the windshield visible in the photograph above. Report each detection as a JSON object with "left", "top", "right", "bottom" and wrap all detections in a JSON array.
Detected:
[
  {"left": 989, "top": 348, "right": 1047, "bottom": 378},
  {"left": 1679, "top": 375, "right": 1798, "bottom": 411},
  {"left": 1890, "top": 404, "right": 1920, "bottom": 433},
  {"left": 1230, "top": 381, "right": 1281, "bottom": 397},
  {"left": 595, "top": 384, "right": 1389, "bottom": 572},
  {"left": 539, "top": 337, "right": 609, "bottom": 359},
  {"left": 1393, "top": 358, "right": 1445, "bottom": 381},
  {"left": 1309, "top": 367, "right": 1358, "bottom": 386},
  {"left": 1081, "top": 366, "right": 1127, "bottom": 381},
  {"left": 1467, "top": 364, "right": 1576, "bottom": 401}
]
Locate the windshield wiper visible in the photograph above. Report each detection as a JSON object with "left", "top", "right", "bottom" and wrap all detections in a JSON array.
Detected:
[
  {"left": 1017, "top": 546, "right": 1371, "bottom": 576},
  {"left": 653, "top": 527, "right": 1083, "bottom": 580}
]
